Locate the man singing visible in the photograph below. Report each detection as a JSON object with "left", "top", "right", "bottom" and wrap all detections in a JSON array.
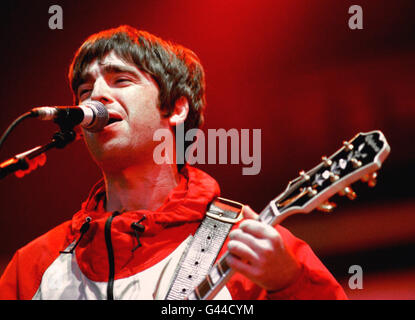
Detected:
[{"left": 0, "top": 25, "right": 347, "bottom": 300}]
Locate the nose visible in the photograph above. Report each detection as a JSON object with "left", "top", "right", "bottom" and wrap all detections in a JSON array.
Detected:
[{"left": 89, "top": 77, "right": 113, "bottom": 105}]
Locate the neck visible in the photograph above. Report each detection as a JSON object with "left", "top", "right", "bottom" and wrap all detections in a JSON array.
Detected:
[{"left": 102, "top": 162, "right": 181, "bottom": 212}]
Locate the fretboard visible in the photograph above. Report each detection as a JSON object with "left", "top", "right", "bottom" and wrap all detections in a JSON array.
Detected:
[{"left": 186, "top": 203, "right": 285, "bottom": 300}]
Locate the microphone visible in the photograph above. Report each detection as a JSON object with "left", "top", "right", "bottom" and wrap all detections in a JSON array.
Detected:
[{"left": 30, "top": 101, "right": 109, "bottom": 132}]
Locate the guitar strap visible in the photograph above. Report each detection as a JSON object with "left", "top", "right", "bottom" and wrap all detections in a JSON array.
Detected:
[{"left": 165, "top": 197, "right": 244, "bottom": 300}]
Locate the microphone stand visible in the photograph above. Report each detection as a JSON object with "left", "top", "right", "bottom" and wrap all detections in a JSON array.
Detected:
[{"left": 0, "top": 120, "right": 77, "bottom": 179}]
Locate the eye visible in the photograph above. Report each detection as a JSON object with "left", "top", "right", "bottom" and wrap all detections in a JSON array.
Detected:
[
  {"left": 78, "top": 88, "right": 91, "bottom": 100},
  {"left": 114, "top": 77, "right": 131, "bottom": 84}
]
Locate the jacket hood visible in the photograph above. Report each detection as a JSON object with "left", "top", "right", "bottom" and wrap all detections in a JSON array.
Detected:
[
  {"left": 66, "top": 165, "right": 221, "bottom": 281},
  {"left": 72, "top": 165, "right": 220, "bottom": 232}
]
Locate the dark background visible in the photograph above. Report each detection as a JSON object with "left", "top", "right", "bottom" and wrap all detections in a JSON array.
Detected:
[{"left": 0, "top": 0, "right": 414, "bottom": 299}]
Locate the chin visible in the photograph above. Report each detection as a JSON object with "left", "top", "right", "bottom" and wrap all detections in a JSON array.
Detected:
[
  {"left": 93, "top": 148, "right": 154, "bottom": 172},
  {"left": 85, "top": 135, "right": 158, "bottom": 169}
]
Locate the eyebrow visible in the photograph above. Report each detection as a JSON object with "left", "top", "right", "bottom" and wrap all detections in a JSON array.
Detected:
[{"left": 78, "top": 63, "right": 141, "bottom": 87}]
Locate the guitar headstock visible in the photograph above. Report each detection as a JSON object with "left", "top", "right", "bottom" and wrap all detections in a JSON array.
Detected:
[
  {"left": 186, "top": 131, "right": 391, "bottom": 301},
  {"left": 271, "top": 130, "right": 390, "bottom": 218}
]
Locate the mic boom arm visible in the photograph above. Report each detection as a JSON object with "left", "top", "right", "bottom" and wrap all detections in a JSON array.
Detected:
[
  {"left": 0, "top": 101, "right": 107, "bottom": 180},
  {"left": 0, "top": 129, "right": 77, "bottom": 179}
]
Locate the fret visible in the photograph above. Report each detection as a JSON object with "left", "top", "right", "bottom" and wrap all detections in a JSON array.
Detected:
[
  {"left": 258, "top": 201, "right": 285, "bottom": 226},
  {"left": 218, "top": 255, "right": 230, "bottom": 273},
  {"left": 196, "top": 277, "right": 212, "bottom": 298},
  {"left": 189, "top": 254, "right": 233, "bottom": 300},
  {"left": 209, "top": 265, "right": 221, "bottom": 283},
  {"left": 258, "top": 205, "right": 274, "bottom": 224},
  {"left": 187, "top": 290, "right": 199, "bottom": 300}
]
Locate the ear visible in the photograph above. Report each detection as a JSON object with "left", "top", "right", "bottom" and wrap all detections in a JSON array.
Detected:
[{"left": 168, "top": 96, "right": 189, "bottom": 126}]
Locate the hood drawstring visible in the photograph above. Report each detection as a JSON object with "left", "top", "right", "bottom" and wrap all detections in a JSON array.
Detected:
[
  {"left": 60, "top": 217, "right": 92, "bottom": 254},
  {"left": 130, "top": 215, "right": 146, "bottom": 252},
  {"left": 60, "top": 214, "right": 146, "bottom": 254}
]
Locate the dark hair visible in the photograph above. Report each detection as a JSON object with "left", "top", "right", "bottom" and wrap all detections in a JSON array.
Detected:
[{"left": 68, "top": 25, "right": 206, "bottom": 134}]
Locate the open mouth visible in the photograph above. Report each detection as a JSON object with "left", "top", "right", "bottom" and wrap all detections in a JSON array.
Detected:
[
  {"left": 106, "top": 113, "right": 123, "bottom": 126},
  {"left": 107, "top": 117, "right": 122, "bottom": 125}
]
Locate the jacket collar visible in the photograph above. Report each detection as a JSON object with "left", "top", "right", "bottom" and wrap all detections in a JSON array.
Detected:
[{"left": 71, "top": 165, "right": 221, "bottom": 234}]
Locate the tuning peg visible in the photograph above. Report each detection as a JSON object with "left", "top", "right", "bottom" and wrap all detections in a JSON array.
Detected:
[
  {"left": 306, "top": 186, "right": 317, "bottom": 197},
  {"left": 350, "top": 158, "right": 362, "bottom": 168},
  {"left": 368, "top": 172, "right": 377, "bottom": 187},
  {"left": 338, "top": 186, "right": 357, "bottom": 200},
  {"left": 361, "top": 172, "right": 377, "bottom": 187},
  {"left": 317, "top": 200, "right": 337, "bottom": 213},
  {"left": 321, "top": 156, "right": 332, "bottom": 167},
  {"left": 329, "top": 172, "right": 340, "bottom": 182},
  {"left": 343, "top": 141, "right": 354, "bottom": 151},
  {"left": 299, "top": 170, "right": 310, "bottom": 181}
]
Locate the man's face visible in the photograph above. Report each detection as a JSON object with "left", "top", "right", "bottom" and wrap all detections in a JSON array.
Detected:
[{"left": 76, "top": 51, "right": 169, "bottom": 171}]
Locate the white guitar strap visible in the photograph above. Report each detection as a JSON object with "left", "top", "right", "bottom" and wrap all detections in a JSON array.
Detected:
[{"left": 165, "top": 197, "right": 244, "bottom": 300}]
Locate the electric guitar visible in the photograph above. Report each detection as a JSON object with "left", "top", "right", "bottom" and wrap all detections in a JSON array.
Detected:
[{"left": 186, "top": 130, "right": 390, "bottom": 300}]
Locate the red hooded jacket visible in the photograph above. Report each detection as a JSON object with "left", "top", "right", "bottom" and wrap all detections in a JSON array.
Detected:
[{"left": 0, "top": 166, "right": 347, "bottom": 300}]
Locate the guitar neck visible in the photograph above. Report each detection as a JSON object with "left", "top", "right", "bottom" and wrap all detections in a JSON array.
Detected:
[
  {"left": 185, "top": 130, "right": 390, "bottom": 300},
  {"left": 186, "top": 204, "right": 286, "bottom": 300}
]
